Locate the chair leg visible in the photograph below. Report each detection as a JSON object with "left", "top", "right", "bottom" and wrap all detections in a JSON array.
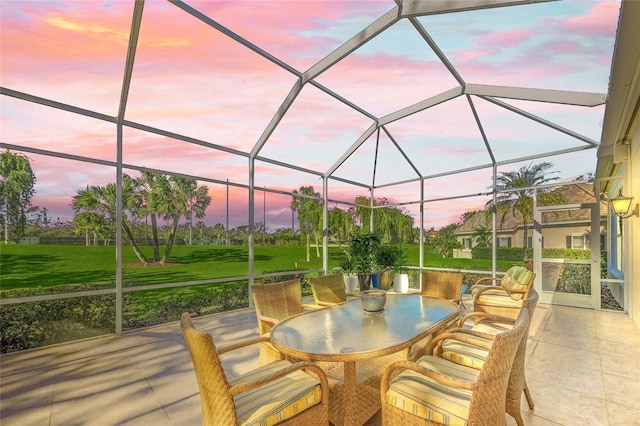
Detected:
[
  {"left": 511, "top": 411, "right": 525, "bottom": 426},
  {"left": 524, "top": 383, "right": 535, "bottom": 409}
]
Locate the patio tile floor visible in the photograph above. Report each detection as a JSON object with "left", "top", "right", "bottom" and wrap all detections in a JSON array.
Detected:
[{"left": 1, "top": 298, "right": 639, "bottom": 425}]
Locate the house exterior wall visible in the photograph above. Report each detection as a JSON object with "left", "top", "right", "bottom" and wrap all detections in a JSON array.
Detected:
[
  {"left": 599, "top": 0, "right": 640, "bottom": 327},
  {"left": 458, "top": 224, "right": 603, "bottom": 251},
  {"left": 627, "top": 124, "right": 639, "bottom": 328},
  {"left": 543, "top": 226, "right": 575, "bottom": 248}
]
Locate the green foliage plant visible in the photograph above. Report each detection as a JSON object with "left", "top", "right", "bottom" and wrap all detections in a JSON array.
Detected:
[
  {"left": 339, "top": 252, "right": 356, "bottom": 275},
  {"left": 431, "top": 224, "right": 462, "bottom": 258},
  {"left": 349, "top": 233, "right": 380, "bottom": 273},
  {"left": 393, "top": 243, "right": 409, "bottom": 274},
  {"left": 0, "top": 150, "right": 37, "bottom": 243},
  {"left": 375, "top": 243, "right": 401, "bottom": 269}
]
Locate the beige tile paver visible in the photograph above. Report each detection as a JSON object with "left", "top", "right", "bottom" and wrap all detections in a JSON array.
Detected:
[{"left": 1, "top": 304, "right": 638, "bottom": 425}]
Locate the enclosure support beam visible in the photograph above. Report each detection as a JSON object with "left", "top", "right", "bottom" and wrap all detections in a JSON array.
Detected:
[{"left": 323, "top": 177, "right": 329, "bottom": 274}]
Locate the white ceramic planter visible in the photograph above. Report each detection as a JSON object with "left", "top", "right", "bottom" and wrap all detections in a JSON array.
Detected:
[
  {"left": 343, "top": 275, "right": 359, "bottom": 293},
  {"left": 393, "top": 273, "right": 409, "bottom": 293}
]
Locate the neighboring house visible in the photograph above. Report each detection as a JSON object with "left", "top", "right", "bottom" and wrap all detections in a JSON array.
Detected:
[{"left": 454, "top": 183, "right": 607, "bottom": 257}]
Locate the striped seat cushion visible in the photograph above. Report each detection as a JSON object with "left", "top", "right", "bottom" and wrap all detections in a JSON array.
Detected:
[
  {"left": 441, "top": 334, "right": 492, "bottom": 370},
  {"left": 385, "top": 356, "right": 479, "bottom": 425},
  {"left": 230, "top": 360, "right": 323, "bottom": 426},
  {"left": 476, "top": 290, "right": 524, "bottom": 308},
  {"left": 470, "top": 284, "right": 491, "bottom": 298}
]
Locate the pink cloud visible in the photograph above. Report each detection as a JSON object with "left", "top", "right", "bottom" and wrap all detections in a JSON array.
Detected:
[
  {"left": 563, "top": 1, "right": 621, "bottom": 36},
  {"left": 184, "top": 0, "right": 393, "bottom": 69},
  {"left": 475, "top": 28, "right": 536, "bottom": 49},
  {"left": 456, "top": 49, "right": 493, "bottom": 61},
  {"left": 428, "top": 146, "right": 481, "bottom": 157}
]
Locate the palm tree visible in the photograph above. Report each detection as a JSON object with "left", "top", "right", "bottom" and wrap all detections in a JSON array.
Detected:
[
  {"left": 73, "top": 211, "right": 106, "bottom": 246},
  {"left": 159, "top": 176, "right": 211, "bottom": 264},
  {"left": 72, "top": 178, "right": 149, "bottom": 263},
  {"left": 490, "top": 162, "right": 564, "bottom": 259},
  {"left": 212, "top": 223, "right": 226, "bottom": 244},
  {"left": 473, "top": 225, "right": 492, "bottom": 247},
  {"left": 134, "top": 171, "right": 169, "bottom": 261}
]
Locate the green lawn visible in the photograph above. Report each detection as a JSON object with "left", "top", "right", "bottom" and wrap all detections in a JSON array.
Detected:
[
  {"left": 0, "top": 244, "right": 340, "bottom": 290},
  {"left": 0, "top": 243, "right": 516, "bottom": 291},
  {"left": 0, "top": 243, "right": 520, "bottom": 352}
]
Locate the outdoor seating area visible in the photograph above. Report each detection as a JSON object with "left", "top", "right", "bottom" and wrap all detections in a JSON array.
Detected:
[
  {"left": 1, "top": 1, "right": 640, "bottom": 425},
  {"left": 2, "top": 286, "right": 639, "bottom": 426}
]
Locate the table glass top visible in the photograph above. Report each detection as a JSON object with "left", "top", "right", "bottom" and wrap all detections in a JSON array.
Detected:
[{"left": 270, "top": 294, "right": 458, "bottom": 357}]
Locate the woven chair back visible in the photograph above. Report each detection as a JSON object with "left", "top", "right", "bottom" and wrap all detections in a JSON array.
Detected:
[
  {"left": 310, "top": 274, "right": 347, "bottom": 305},
  {"left": 252, "top": 279, "right": 304, "bottom": 334},
  {"left": 468, "top": 307, "right": 530, "bottom": 422},
  {"left": 505, "top": 288, "right": 538, "bottom": 422},
  {"left": 420, "top": 271, "right": 464, "bottom": 303},
  {"left": 180, "top": 313, "right": 236, "bottom": 425}
]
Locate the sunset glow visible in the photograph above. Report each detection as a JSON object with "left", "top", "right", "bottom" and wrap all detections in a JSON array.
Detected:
[{"left": 0, "top": 0, "right": 621, "bottom": 230}]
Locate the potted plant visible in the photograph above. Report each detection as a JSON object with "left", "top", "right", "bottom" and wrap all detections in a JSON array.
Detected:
[
  {"left": 349, "top": 233, "right": 380, "bottom": 291},
  {"left": 339, "top": 253, "right": 359, "bottom": 293},
  {"left": 375, "top": 243, "right": 400, "bottom": 290},
  {"left": 392, "top": 244, "right": 410, "bottom": 293}
]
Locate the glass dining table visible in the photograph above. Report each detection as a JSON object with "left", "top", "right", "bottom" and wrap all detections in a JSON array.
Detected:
[{"left": 270, "top": 294, "right": 460, "bottom": 426}]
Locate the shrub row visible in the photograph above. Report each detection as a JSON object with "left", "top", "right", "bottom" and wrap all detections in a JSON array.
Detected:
[
  {"left": 472, "top": 247, "right": 533, "bottom": 261},
  {"left": 472, "top": 247, "right": 591, "bottom": 260},
  {"left": 5, "top": 262, "right": 592, "bottom": 353},
  {"left": 1, "top": 270, "right": 314, "bottom": 354}
]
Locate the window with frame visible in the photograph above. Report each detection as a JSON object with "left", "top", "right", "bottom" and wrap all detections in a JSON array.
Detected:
[
  {"left": 496, "top": 236, "right": 511, "bottom": 248},
  {"left": 566, "top": 233, "right": 591, "bottom": 250},
  {"left": 462, "top": 237, "right": 472, "bottom": 249}
]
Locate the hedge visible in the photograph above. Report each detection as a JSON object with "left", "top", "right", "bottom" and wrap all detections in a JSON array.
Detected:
[
  {"left": 472, "top": 247, "right": 591, "bottom": 261},
  {"left": 472, "top": 247, "right": 532, "bottom": 261},
  {"left": 0, "top": 270, "right": 316, "bottom": 353}
]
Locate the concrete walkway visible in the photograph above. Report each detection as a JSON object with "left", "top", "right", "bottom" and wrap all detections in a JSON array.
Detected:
[{"left": 1, "top": 300, "right": 640, "bottom": 425}]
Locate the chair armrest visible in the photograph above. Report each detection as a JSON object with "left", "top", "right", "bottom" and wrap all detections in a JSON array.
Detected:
[
  {"left": 314, "top": 301, "right": 344, "bottom": 307},
  {"left": 474, "top": 284, "right": 525, "bottom": 302},
  {"left": 474, "top": 276, "right": 501, "bottom": 286},
  {"left": 381, "top": 360, "right": 475, "bottom": 396},
  {"left": 474, "top": 286, "right": 528, "bottom": 302},
  {"left": 218, "top": 335, "right": 272, "bottom": 355},
  {"left": 458, "top": 311, "right": 516, "bottom": 327},
  {"left": 442, "top": 327, "right": 497, "bottom": 342},
  {"left": 229, "top": 361, "right": 329, "bottom": 400},
  {"left": 256, "top": 313, "right": 279, "bottom": 328},
  {"left": 425, "top": 330, "right": 494, "bottom": 355}
]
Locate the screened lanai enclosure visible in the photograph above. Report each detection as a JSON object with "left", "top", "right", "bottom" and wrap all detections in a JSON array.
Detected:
[{"left": 0, "top": 0, "right": 624, "bottom": 351}]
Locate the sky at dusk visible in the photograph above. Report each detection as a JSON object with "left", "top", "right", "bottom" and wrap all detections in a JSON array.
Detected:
[{"left": 0, "top": 0, "right": 622, "bottom": 231}]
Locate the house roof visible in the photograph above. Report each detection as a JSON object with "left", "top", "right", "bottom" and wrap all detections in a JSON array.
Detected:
[{"left": 455, "top": 183, "right": 607, "bottom": 235}]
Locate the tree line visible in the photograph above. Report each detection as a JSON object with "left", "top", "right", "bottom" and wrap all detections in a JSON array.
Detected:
[
  {"left": 2, "top": 149, "right": 571, "bottom": 264},
  {"left": 1, "top": 151, "right": 418, "bottom": 263},
  {"left": 291, "top": 186, "right": 417, "bottom": 262}
]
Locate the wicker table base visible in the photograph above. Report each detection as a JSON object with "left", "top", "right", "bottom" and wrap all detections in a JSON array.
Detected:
[{"left": 320, "top": 351, "right": 407, "bottom": 426}]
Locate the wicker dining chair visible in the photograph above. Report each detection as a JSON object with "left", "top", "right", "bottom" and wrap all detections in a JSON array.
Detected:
[
  {"left": 180, "top": 312, "right": 329, "bottom": 426},
  {"left": 310, "top": 274, "right": 353, "bottom": 307},
  {"left": 251, "top": 279, "right": 316, "bottom": 364},
  {"left": 380, "top": 308, "right": 530, "bottom": 426},
  {"left": 428, "top": 289, "right": 539, "bottom": 426},
  {"left": 471, "top": 266, "right": 535, "bottom": 321},
  {"left": 420, "top": 271, "right": 465, "bottom": 304},
  {"left": 251, "top": 278, "right": 314, "bottom": 335}
]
